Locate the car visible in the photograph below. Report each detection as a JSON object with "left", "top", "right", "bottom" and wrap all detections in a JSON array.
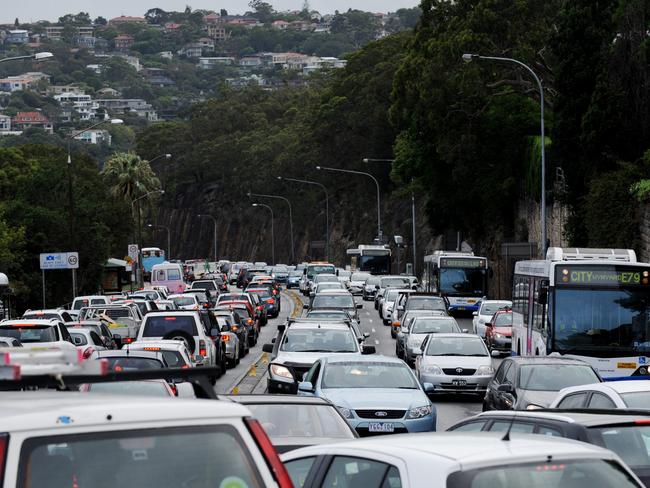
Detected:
[
  {"left": 168, "top": 293, "right": 200, "bottom": 310},
  {"left": 270, "top": 265, "right": 290, "bottom": 284},
  {"left": 264, "top": 320, "right": 374, "bottom": 394},
  {"left": 213, "top": 310, "right": 249, "bottom": 358},
  {"left": 80, "top": 379, "right": 178, "bottom": 396},
  {"left": 227, "top": 395, "right": 357, "bottom": 453},
  {"left": 127, "top": 339, "right": 195, "bottom": 367},
  {"left": 378, "top": 288, "right": 411, "bottom": 324},
  {"left": 373, "top": 275, "right": 412, "bottom": 309},
  {"left": 0, "top": 319, "right": 76, "bottom": 352},
  {"left": 115, "top": 298, "right": 160, "bottom": 316},
  {"left": 228, "top": 262, "right": 246, "bottom": 284},
  {"left": 281, "top": 432, "right": 644, "bottom": 488},
  {"left": 304, "top": 309, "right": 366, "bottom": 341},
  {"left": 349, "top": 272, "right": 371, "bottom": 295},
  {"left": 93, "top": 349, "right": 170, "bottom": 370},
  {"left": 215, "top": 303, "right": 259, "bottom": 347},
  {"left": 306, "top": 290, "right": 362, "bottom": 322},
  {"left": 415, "top": 333, "right": 494, "bottom": 395},
  {"left": 362, "top": 275, "right": 382, "bottom": 301},
  {"left": 136, "top": 311, "right": 223, "bottom": 382},
  {"left": 0, "top": 392, "right": 293, "bottom": 488},
  {"left": 394, "top": 292, "right": 448, "bottom": 322},
  {"left": 550, "top": 380, "right": 650, "bottom": 410},
  {"left": 22, "top": 309, "right": 75, "bottom": 322},
  {"left": 182, "top": 289, "right": 213, "bottom": 309},
  {"left": 292, "top": 355, "right": 436, "bottom": 436},
  {"left": 485, "top": 307, "right": 513, "bottom": 354},
  {"left": 156, "top": 299, "right": 179, "bottom": 311},
  {"left": 287, "top": 270, "right": 303, "bottom": 289},
  {"left": 483, "top": 356, "right": 603, "bottom": 411},
  {"left": 210, "top": 316, "right": 240, "bottom": 368},
  {"left": 238, "top": 267, "right": 267, "bottom": 288},
  {"left": 336, "top": 269, "right": 352, "bottom": 288},
  {"left": 70, "top": 295, "right": 110, "bottom": 318},
  {"left": 189, "top": 279, "right": 220, "bottom": 294},
  {"left": 310, "top": 282, "right": 346, "bottom": 299},
  {"left": 78, "top": 303, "right": 144, "bottom": 346},
  {"left": 398, "top": 315, "right": 462, "bottom": 365},
  {"left": 472, "top": 299, "right": 512, "bottom": 337},
  {"left": 129, "top": 289, "right": 167, "bottom": 302},
  {"left": 68, "top": 321, "right": 118, "bottom": 349},
  {"left": 69, "top": 328, "right": 107, "bottom": 359},
  {"left": 246, "top": 287, "right": 281, "bottom": 319}
]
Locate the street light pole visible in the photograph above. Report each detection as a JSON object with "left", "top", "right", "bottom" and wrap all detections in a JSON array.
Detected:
[
  {"left": 147, "top": 223, "right": 171, "bottom": 261},
  {"left": 131, "top": 189, "right": 164, "bottom": 285},
  {"left": 197, "top": 214, "right": 218, "bottom": 262},
  {"left": 248, "top": 192, "right": 294, "bottom": 264},
  {"left": 277, "top": 176, "right": 329, "bottom": 261},
  {"left": 462, "top": 53, "right": 547, "bottom": 256},
  {"left": 317, "top": 165, "right": 382, "bottom": 242},
  {"left": 252, "top": 203, "right": 274, "bottom": 264}
]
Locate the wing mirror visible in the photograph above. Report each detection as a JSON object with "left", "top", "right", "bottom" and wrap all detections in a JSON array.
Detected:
[
  {"left": 362, "top": 345, "right": 376, "bottom": 355},
  {"left": 262, "top": 343, "right": 274, "bottom": 353},
  {"left": 491, "top": 350, "right": 501, "bottom": 357},
  {"left": 472, "top": 311, "right": 478, "bottom": 316},
  {"left": 356, "top": 303, "right": 362, "bottom": 309},
  {"left": 298, "top": 381, "right": 314, "bottom": 393},
  {"left": 497, "top": 383, "right": 515, "bottom": 394}
]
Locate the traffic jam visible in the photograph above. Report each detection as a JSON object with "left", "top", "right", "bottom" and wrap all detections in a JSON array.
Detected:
[{"left": 2, "top": 245, "right": 650, "bottom": 488}]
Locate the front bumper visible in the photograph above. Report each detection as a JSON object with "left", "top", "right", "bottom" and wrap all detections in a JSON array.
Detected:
[
  {"left": 490, "top": 336, "right": 512, "bottom": 351},
  {"left": 348, "top": 414, "right": 436, "bottom": 436},
  {"left": 449, "top": 303, "right": 480, "bottom": 313},
  {"left": 349, "top": 286, "right": 364, "bottom": 295},
  {"left": 420, "top": 373, "right": 491, "bottom": 394}
]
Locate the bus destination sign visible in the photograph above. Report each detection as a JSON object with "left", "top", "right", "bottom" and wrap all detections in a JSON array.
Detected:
[
  {"left": 555, "top": 266, "right": 650, "bottom": 287},
  {"left": 440, "top": 258, "right": 486, "bottom": 269}
]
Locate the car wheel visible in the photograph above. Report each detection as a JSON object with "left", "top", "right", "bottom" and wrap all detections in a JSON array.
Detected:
[
  {"left": 228, "top": 354, "right": 237, "bottom": 368},
  {"left": 221, "top": 355, "right": 227, "bottom": 375}
]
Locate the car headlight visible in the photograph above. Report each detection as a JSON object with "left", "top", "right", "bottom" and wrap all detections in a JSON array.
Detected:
[
  {"left": 336, "top": 406, "right": 353, "bottom": 418},
  {"left": 421, "top": 364, "right": 443, "bottom": 375},
  {"left": 407, "top": 404, "right": 432, "bottom": 419},
  {"left": 475, "top": 365, "right": 494, "bottom": 376},
  {"left": 494, "top": 332, "right": 503, "bottom": 339},
  {"left": 269, "top": 364, "right": 294, "bottom": 380},
  {"left": 526, "top": 404, "right": 543, "bottom": 410}
]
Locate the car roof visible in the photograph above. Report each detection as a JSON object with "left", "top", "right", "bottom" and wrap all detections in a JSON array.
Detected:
[
  {"left": 506, "top": 356, "right": 593, "bottom": 365},
  {"left": 314, "top": 290, "right": 351, "bottom": 295},
  {"left": 227, "top": 394, "right": 333, "bottom": 405},
  {"left": 323, "top": 354, "right": 404, "bottom": 365},
  {"left": 1, "top": 319, "right": 58, "bottom": 326},
  {"left": 0, "top": 391, "right": 251, "bottom": 432},
  {"left": 473, "top": 409, "right": 650, "bottom": 427},
  {"left": 560, "top": 380, "right": 649, "bottom": 394},
  {"left": 428, "top": 333, "right": 482, "bottom": 339},
  {"left": 127, "top": 340, "right": 186, "bottom": 351},
  {"left": 144, "top": 311, "right": 198, "bottom": 317},
  {"left": 283, "top": 432, "right": 617, "bottom": 467},
  {"left": 69, "top": 328, "right": 93, "bottom": 336}
]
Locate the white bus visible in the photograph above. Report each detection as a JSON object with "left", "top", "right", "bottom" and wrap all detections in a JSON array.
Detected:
[
  {"left": 346, "top": 245, "right": 391, "bottom": 275},
  {"left": 511, "top": 247, "right": 650, "bottom": 379},
  {"left": 422, "top": 251, "right": 489, "bottom": 313}
]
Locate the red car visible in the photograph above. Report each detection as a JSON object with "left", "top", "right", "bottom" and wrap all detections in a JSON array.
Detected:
[{"left": 485, "top": 308, "right": 512, "bottom": 355}]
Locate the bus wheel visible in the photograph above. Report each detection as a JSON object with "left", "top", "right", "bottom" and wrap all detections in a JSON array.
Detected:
[{"left": 517, "top": 343, "right": 521, "bottom": 356}]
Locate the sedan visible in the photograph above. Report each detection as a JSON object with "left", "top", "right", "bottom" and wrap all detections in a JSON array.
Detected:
[
  {"left": 398, "top": 316, "right": 461, "bottom": 365},
  {"left": 483, "top": 356, "right": 602, "bottom": 411},
  {"left": 551, "top": 380, "right": 650, "bottom": 410},
  {"left": 293, "top": 354, "right": 436, "bottom": 436},
  {"left": 472, "top": 300, "right": 512, "bottom": 337},
  {"left": 415, "top": 333, "right": 493, "bottom": 395}
]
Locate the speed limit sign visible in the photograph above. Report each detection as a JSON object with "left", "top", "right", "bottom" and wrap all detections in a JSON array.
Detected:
[{"left": 128, "top": 244, "right": 139, "bottom": 261}]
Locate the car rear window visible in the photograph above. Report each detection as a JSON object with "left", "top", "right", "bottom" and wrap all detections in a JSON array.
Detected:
[
  {"left": 192, "top": 282, "right": 217, "bottom": 291},
  {"left": 84, "top": 381, "right": 170, "bottom": 397},
  {"left": 70, "top": 332, "right": 88, "bottom": 345},
  {"left": 104, "top": 357, "right": 163, "bottom": 371},
  {"left": 170, "top": 296, "right": 196, "bottom": 307},
  {"left": 0, "top": 325, "right": 56, "bottom": 343},
  {"left": 18, "top": 425, "right": 264, "bottom": 488},
  {"left": 142, "top": 316, "right": 198, "bottom": 337},
  {"left": 23, "top": 313, "right": 59, "bottom": 320},
  {"left": 588, "top": 425, "right": 650, "bottom": 471}
]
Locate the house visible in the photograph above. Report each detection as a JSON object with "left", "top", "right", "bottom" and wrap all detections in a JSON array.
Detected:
[
  {"left": 109, "top": 16, "right": 146, "bottom": 26},
  {"left": 0, "top": 72, "right": 50, "bottom": 93},
  {"left": 73, "top": 129, "right": 111, "bottom": 145},
  {"left": 76, "top": 36, "right": 96, "bottom": 49},
  {"left": 12, "top": 111, "right": 53, "bottom": 133},
  {"left": 54, "top": 92, "right": 100, "bottom": 121},
  {"left": 290, "top": 21, "right": 313, "bottom": 31},
  {"left": 114, "top": 35, "right": 134, "bottom": 51},
  {"left": 0, "top": 115, "right": 11, "bottom": 131},
  {"left": 272, "top": 20, "right": 289, "bottom": 30},
  {"left": 97, "top": 87, "right": 120, "bottom": 98},
  {"left": 159, "top": 51, "right": 173, "bottom": 60},
  {"left": 203, "top": 12, "right": 221, "bottom": 24},
  {"left": 207, "top": 24, "right": 228, "bottom": 41},
  {"left": 197, "top": 37, "right": 215, "bottom": 49},
  {"left": 44, "top": 26, "right": 64, "bottom": 40},
  {"left": 47, "top": 84, "right": 82, "bottom": 95},
  {"left": 239, "top": 56, "right": 263, "bottom": 68},
  {"left": 143, "top": 68, "right": 175, "bottom": 87},
  {"left": 163, "top": 22, "right": 182, "bottom": 32},
  {"left": 179, "top": 43, "right": 204, "bottom": 58},
  {"left": 77, "top": 26, "right": 94, "bottom": 37},
  {"left": 198, "top": 57, "right": 236, "bottom": 69},
  {"left": 5, "top": 30, "right": 29, "bottom": 44},
  {"left": 95, "top": 99, "right": 158, "bottom": 121},
  {"left": 86, "top": 64, "right": 103, "bottom": 74}
]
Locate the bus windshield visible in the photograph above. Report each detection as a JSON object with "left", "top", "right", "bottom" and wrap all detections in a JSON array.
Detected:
[
  {"left": 359, "top": 255, "right": 390, "bottom": 275},
  {"left": 440, "top": 267, "right": 487, "bottom": 296},
  {"left": 553, "top": 288, "right": 650, "bottom": 354}
]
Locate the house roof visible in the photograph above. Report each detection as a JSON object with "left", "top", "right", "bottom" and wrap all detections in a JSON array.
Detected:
[
  {"left": 13, "top": 112, "right": 49, "bottom": 123},
  {"left": 114, "top": 34, "right": 134, "bottom": 41}
]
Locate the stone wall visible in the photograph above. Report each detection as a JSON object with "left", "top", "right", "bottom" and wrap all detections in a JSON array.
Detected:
[
  {"left": 639, "top": 204, "right": 650, "bottom": 262},
  {"left": 517, "top": 198, "right": 570, "bottom": 257}
]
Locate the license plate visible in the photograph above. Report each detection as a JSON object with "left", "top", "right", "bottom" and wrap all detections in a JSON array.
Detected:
[
  {"left": 452, "top": 379, "right": 467, "bottom": 386},
  {"left": 368, "top": 422, "right": 394, "bottom": 433},
  {"left": 456, "top": 307, "right": 465, "bottom": 311}
]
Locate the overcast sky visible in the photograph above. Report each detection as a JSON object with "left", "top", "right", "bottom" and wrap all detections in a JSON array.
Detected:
[{"left": 5, "top": 1, "right": 419, "bottom": 24}]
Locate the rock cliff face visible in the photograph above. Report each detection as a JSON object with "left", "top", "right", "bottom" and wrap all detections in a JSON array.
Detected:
[{"left": 151, "top": 180, "right": 435, "bottom": 272}]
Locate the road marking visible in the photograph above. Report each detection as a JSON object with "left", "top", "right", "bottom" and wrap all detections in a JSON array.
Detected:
[
  {"left": 368, "top": 319, "right": 373, "bottom": 323},
  {"left": 372, "top": 328, "right": 376, "bottom": 333},
  {"left": 249, "top": 364, "right": 257, "bottom": 377},
  {"left": 375, "top": 340, "right": 379, "bottom": 345}
]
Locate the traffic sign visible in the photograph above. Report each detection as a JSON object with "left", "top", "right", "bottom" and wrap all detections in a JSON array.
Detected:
[
  {"left": 40, "top": 252, "right": 79, "bottom": 270},
  {"left": 128, "top": 244, "right": 139, "bottom": 262}
]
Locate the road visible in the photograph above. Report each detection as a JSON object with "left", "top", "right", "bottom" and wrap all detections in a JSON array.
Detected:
[{"left": 216, "top": 286, "right": 493, "bottom": 431}]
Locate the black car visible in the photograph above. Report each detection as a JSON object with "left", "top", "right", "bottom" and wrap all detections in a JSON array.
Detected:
[
  {"left": 237, "top": 267, "right": 267, "bottom": 289},
  {"left": 483, "top": 356, "right": 602, "bottom": 411},
  {"left": 448, "top": 409, "right": 650, "bottom": 486},
  {"left": 227, "top": 395, "right": 357, "bottom": 453}
]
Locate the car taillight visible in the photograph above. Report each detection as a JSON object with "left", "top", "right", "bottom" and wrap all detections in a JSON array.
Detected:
[
  {"left": 257, "top": 306, "right": 263, "bottom": 311},
  {"left": 0, "top": 433, "right": 7, "bottom": 485},
  {"left": 266, "top": 298, "right": 275, "bottom": 304},
  {"left": 204, "top": 303, "right": 209, "bottom": 308},
  {"left": 82, "top": 347, "right": 94, "bottom": 360},
  {"left": 247, "top": 319, "right": 253, "bottom": 325},
  {"left": 232, "top": 326, "right": 238, "bottom": 331},
  {"left": 123, "top": 337, "right": 134, "bottom": 344},
  {"left": 221, "top": 335, "right": 230, "bottom": 342},
  {"left": 199, "top": 340, "right": 207, "bottom": 357},
  {"left": 245, "top": 418, "right": 293, "bottom": 488},
  {"left": 170, "top": 384, "right": 178, "bottom": 396}
]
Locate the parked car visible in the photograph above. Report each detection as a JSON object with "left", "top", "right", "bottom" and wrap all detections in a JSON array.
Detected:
[{"left": 483, "top": 356, "right": 602, "bottom": 411}]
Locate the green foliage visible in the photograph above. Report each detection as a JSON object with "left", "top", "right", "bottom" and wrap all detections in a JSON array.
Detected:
[{"left": 330, "top": 10, "right": 382, "bottom": 48}]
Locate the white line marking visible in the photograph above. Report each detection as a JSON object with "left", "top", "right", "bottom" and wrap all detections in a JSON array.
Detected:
[
  {"left": 374, "top": 340, "right": 380, "bottom": 345},
  {"left": 371, "top": 328, "right": 376, "bottom": 333}
]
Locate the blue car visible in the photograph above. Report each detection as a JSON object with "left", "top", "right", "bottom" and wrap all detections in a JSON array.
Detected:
[
  {"left": 286, "top": 270, "right": 302, "bottom": 289},
  {"left": 294, "top": 354, "right": 436, "bottom": 436}
]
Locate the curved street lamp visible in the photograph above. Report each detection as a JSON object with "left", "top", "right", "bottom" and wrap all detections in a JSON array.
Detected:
[{"left": 247, "top": 192, "right": 294, "bottom": 264}]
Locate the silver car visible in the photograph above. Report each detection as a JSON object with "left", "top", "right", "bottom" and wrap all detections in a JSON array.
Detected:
[
  {"left": 416, "top": 333, "right": 494, "bottom": 395},
  {"left": 400, "top": 316, "right": 461, "bottom": 366}
]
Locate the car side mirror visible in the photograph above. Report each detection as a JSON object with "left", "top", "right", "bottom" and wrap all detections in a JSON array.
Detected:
[
  {"left": 497, "top": 383, "right": 514, "bottom": 394},
  {"left": 363, "top": 332, "right": 370, "bottom": 338},
  {"left": 278, "top": 324, "right": 285, "bottom": 332},
  {"left": 362, "top": 345, "right": 376, "bottom": 355},
  {"left": 491, "top": 350, "right": 501, "bottom": 357},
  {"left": 298, "top": 381, "right": 314, "bottom": 393},
  {"left": 461, "top": 328, "right": 468, "bottom": 334},
  {"left": 397, "top": 306, "right": 404, "bottom": 311},
  {"left": 356, "top": 303, "right": 362, "bottom": 309},
  {"left": 271, "top": 337, "right": 276, "bottom": 343},
  {"left": 262, "top": 343, "right": 274, "bottom": 353},
  {"left": 422, "top": 382, "right": 434, "bottom": 392},
  {"left": 303, "top": 304, "right": 309, "bottom": 309}
]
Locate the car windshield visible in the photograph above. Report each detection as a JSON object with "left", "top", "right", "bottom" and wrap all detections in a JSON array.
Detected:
[
  {"left": 142, "top": 316, "right": 198, "bottom": 337},
  {"left": 494, "top": 313, "right": 513, "bottom": 327},
  {"left": 518, "top": 364, "right": 601, "bottom": 391},
  {"left": 322, "top": 362, "right": 419, "bottom": 389},
  {"left": 425, "top": 336, "right": 487, "bottom": 356},
  {"left": 272, "top": 266, "right": 288, "bottom": 274},
  {"left": 480, "top": 302, "right": 511, "bottom": 315},
  {"left": 0, "top": 325, "right": 56, "bottom": 343},
  {"left": 103, "top": 357, "right": 163, "bottom": 371},
  {"left": 407, "top": 297, "right": 446, "bottom": 310},
  {"left": 20, "top": 426, "right": 264, "bottom": 488},
  {"left": 280, "top": 328, "right": 357, "bottom": 352},
  {"left": 317, "top": 283, "right": 343, "bottom": 291},
  {"left": 245, "top": 404, "right": 353, "bottom": 439},
  {"left": 84, "top": 381, "right": 170, "bottom": 396},
  {"left": 412, "top": 318, "right": 459, "bottom": 334},
  {"left": 384, "top": 290, "right": 402, "bottom": 301},
  {"left": 381, "top": 278, "right": 409, "bottom": 287},
  {"left": 588, "top": 425, "right": 650, "bottom": 470},
  {"left": 351, "top": 273, "right": 370, "bottom": 282},
  {"left": 315, "top": 275, "right": 338, "bottom": 283},
  {"left": 170, "top": 296, "right": 196, "bottom": 307},
  {"left": 312, "top": 295, "right": 355, "bottom": 309},
  {"left": 289, "top": 271, "right": 302, "bottom": 277},
  {"left": 621, "top": 392, "right": 650, "bottom": 409},
  {"left": 447, "top": 459, "right": 639, "bottom": 488},
  {"left": 307, "top": 311, "right": 347, "bottom": 320}
]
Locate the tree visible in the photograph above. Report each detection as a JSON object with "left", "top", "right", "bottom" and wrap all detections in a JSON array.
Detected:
[
  {"left": 14, "top": 18, "right": 19, "bottom": 27},
  {"left": 94, "top": 16, "right": 107, "bottom": 26},
  {"left": 248, "top": 0, "right": 275, "bottom": 23},
  {"left": 144, "top": 8, "right": 170, "bottom": 25},
  {"left": 220, "top": 9, "right": 228, "bottom": 17}
]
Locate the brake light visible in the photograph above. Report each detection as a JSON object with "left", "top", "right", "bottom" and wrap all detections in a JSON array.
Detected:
[
  {"left": 245, "top": 418, "right": 293, "bottom": 488},
  {"left": 232, "top": 326, "right": 238, "bottom": 331},
  {"left": 266, "top": 298, "right": 275, "bottom": 304},
  {"left": 221, "top": 335, "right": 230, "bottom": 342},
  {"left": 170, "top": 384, "right": 178, "bottom": 396},
  {"left": 82, "top": 347, "right": 94, "bottom": 360},
  {"left": 257, "top": 306, "right": 263, "bottom": 311},
  {"left": 143, "top": 347, "right": 161, "bottom": 351},
  {"left": 165, "top": 317, "right": 177, "bottom": 321},
  {"left": 0, "top": 433, "right": 8, "bottom": 485},
  {"left": 122, "top": 337, "right": 134, "bottom": 344},
  {"left": 199, "top": 340, "right": 207, "bottom": 357},
  {"left": 204, "top": 303, "right": 209, "bottom": 308},
  {"left": 247, "top": 319, "right": 253, "bottom": 325},
  {"left": 635, "top": 420, "right": 650, "bottom": 425}
]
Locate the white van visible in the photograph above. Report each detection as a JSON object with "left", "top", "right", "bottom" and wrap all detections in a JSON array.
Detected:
[{"left": 151, "top": 263, "right": 185, "bottom": 294}]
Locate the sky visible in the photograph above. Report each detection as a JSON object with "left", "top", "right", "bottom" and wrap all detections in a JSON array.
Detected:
[{"left": 5, "top": 0, "right": 419, "bottom": 24}]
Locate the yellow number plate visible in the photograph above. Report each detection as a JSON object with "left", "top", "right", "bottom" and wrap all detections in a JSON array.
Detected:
[{"left": 617, "top": 362, "right": 637, "bottom": 369}]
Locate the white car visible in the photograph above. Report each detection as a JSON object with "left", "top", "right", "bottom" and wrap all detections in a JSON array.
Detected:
[
  {"left": 380, "top": 288, "right": 412, "bottom": 324},
  {"left": 69, "top": 328, "right": 107, "bottom": 359},
  {"left": 71, "top": 295, "right": 111, "bottom": 318},
  {"left": 282, "top": 432, "right": 643, "bottom": 488},
  {"left": 0, "top": 319, "right": 76, "bottom": 352},
  {"left": 349, "top": 272, "right": 371, "bottom": 295},
  {"left": 22, "top": 309, "right": 74, "bottom": 322},
  {"left": 551, "top": 380, "right": 650, "bottom": 410},
  {"left": 472, "top": 300, "right": 512, "bottom": 337},
  {"left": 127, "top": 339, "right": 196, "bottom": 367},
  {"left": 168, "top": 293, "right": 200, "bottom": 310}
]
